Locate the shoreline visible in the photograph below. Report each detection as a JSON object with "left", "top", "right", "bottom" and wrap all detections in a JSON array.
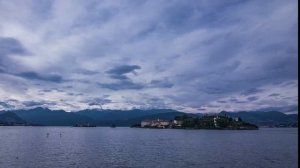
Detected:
[{"left": 2, "top": 126, "right": 298, "bottom": 129}]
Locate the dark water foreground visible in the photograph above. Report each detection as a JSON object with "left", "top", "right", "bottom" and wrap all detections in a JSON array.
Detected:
[{"left": 0, "top": 127, "right": 297, "bottom": 168}]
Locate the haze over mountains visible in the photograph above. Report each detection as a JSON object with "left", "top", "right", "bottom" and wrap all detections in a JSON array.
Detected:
[{"left": 0, "top": 107, "right": 297, "bottom": 127}]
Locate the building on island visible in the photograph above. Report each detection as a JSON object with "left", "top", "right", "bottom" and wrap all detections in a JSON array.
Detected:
[
  {"left": 140, "top": 119, "right": 184, "bottom": 128},
  {"left": 141, "top": 120, "right": 152, "bottom": 127},
  {"left": 213, "top": 116, "right": 218, "bottom": 127},
  {"left": 141, "top": 119, "right": 170, "bottom": 128},
  {"left": 172, "top": 120, "right": 183, "bottom": 127}
]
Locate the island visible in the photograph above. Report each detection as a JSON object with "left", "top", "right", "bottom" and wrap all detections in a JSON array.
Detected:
[{"left": 131, "top": 115, "right": 259, "bottom": 130}]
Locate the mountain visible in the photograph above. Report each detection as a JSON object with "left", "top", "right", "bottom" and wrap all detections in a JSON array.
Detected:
[
  {"left": 127, "top": 111, "right": 201, "bottom": 124},
  {"left": 5, "top": 108, "right": 184, "bottom": 126},
  {"left": 75, "top": 109, "right": 188, "bottom": 126},
  {"left": 11, "top": 107, "right": 96, "bottom": 126},
  {"left": 219, "top": 111, "right": 298, "bottom": 127},
  {"left": 0, "top": 112, "right": 28, "bottom": 125},
  {"left": 0, "top": 107, "right": 297, "bottom": 127},
  {"left": 95, "top": 111, "right": 200, "bottom": 126},
  {"left": 76, "top": 109, "right": 179, "bottom": 121}
]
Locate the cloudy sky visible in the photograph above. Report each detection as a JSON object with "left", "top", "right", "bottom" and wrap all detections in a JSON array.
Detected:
[{"left": 0, "top": 0, "right": 298, "bottom": 113}]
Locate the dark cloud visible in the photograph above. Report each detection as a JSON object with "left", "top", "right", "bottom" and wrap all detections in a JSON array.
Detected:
[
  {"left": 41, "top": 89, "right": 53, "bottom": 92},
  {"left": 229, "top": 98, "right": 246, "bottom": 104},
  {"left": 201, "top": 87, "right": 227, "bottom": 95},
  {"left": 7, "top": 99, "right": 19, "bottom": 103},
  {"left": 0, "top": 69, "right": 9, "bottom": 75},
  {"left": 247, "top": 96, "right": 259, "bottom": 102},
  {"left": 66, "top": 92, "right": 83, "bottom": 96},
  {"left": 108, "top": 74, "right": 129, "bottom": 80},
  {"left": 98, "top": 80, "right": 144, "bottom": 90},
  {"left": 23, "top": 101, "right": 44, "bottom": 107},
  {"left": 16, "top": 71, "right": 64, "bottom": 83},
  {"left": 217, "top": 100, "right": 227, "bottom": 104},
  {"left": 0, "top": 101, "right": 15, "bottom": 109},
  {"left": 269, "top": 93, "right": 280, "bottom": 97},
  {"left": 0, "top": 37, "right": 28, "bottom": 56},
  {"left": 99, "top": 77, "right": 174, "bottom": 91},
  {"left": 75, "top": 93, "right": 84, "bottom": 96},
  {"left": 39, "top": 88, "right": 65, "bottom": 93},
  {"left": 241, "top": 88, "right": 264, "bottom": 96},
  {"left": 149, "top": 79, "right": 174, "bottom": 88},
  {"left": 206, "top": 104, "right": 221, "bottom": 108},
  {"left": 106, "top": 65, "right": 141, "bottom": 75},
  {"left": 0, "top": 69, "right": 65, "bottom": 83},
  {"left": 53, "top": 88, "right": 64, "bottom": 92},
  {"left": 0, "top": 37, "right": 30, "bottom": 73},
  {"left": 106, "top": 65, "right": 141, "bottom": 80},
  {"left": 102, "top": 65, "right": 172, "bottom": 90},
  {"left": 23, "top": 100, "right": 56, "bottom": 107},
  {"left": 74, "top": 69, "right": 99, "bottom": 75}
]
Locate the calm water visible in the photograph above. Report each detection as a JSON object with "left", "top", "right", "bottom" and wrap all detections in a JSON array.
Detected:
[{"left": 0, "top": 127, "right": 297, "bottom": 168}]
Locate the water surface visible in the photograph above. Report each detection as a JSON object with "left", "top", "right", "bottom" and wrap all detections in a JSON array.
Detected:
[{"left": 0, "top": 127, "right": 297, "bottom": 168}]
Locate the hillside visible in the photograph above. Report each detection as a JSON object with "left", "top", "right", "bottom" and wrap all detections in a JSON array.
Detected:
[
  {"left": 0, "top": 112, "right": 28, "bottom": 126},
  {"left": 219, "top": 111, "right": 298, "bottom": 127},
  {"left": 76, "top": 109, "right": 179, "bottom": 121},
  {"left": 0, "top": 107, "right": 297, "bottom": 127},
  {"left": 12, "top": 107, "right": 96, "bottom": 126},
  {"left": 95, "top": 111, "right": 199, "bottom": 126}
]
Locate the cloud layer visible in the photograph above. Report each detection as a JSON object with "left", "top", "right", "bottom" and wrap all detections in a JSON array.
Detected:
[{"left": 0, "top": 0, "right": 298, "bottom": 113}]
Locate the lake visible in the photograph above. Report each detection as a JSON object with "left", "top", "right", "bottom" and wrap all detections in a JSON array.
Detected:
[{"left": 0, "top": 127, "right": 297, "bottom": 168}]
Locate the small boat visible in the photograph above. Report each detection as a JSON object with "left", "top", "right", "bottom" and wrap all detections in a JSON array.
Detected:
[{"left": 110, "top": 124, "right": 116, "bottom": 128}]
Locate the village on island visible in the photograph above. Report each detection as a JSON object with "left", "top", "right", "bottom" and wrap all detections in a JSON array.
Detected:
[{"left": 133, "top": 115, "right": 259, "bottom": 130}]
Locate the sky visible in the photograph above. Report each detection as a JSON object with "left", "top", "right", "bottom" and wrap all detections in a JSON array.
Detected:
[{"left": 0, "top": 0, "right": 298, "bottom": 113}]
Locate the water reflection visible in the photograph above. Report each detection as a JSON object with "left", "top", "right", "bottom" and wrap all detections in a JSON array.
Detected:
[{"left": 0, "top": 127, "right": 297, "bottom": 168}]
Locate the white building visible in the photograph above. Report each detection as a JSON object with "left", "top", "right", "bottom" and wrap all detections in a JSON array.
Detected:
[
  {"left": 233, "top": 117, "right": 240, "bottom": 122},
  {"left": 173, "top": 120, "right": 183, "bottom": 126},
  {"left": 141, "top": 119, "right": 170, "bottom": 128},
  {"left": 141, "top": 120, "right": 152, "bottom": 127}
]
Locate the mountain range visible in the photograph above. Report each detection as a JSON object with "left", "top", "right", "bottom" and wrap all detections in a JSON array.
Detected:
[{"left": 0, "top": 107, "right": 298, "bottom": 127}]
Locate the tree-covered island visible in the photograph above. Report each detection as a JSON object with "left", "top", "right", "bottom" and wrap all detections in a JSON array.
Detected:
[{"left": 132, "top": 115, "right": 258, "bottom": 130}]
